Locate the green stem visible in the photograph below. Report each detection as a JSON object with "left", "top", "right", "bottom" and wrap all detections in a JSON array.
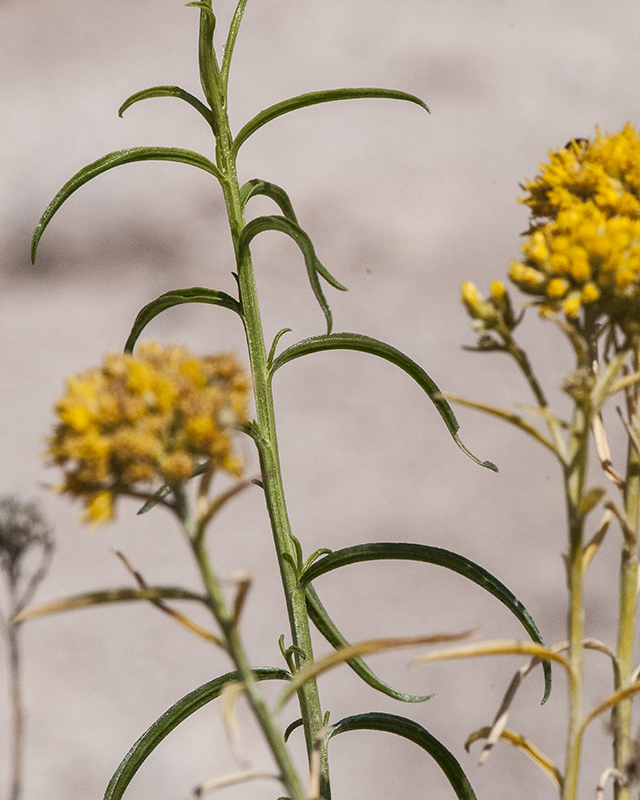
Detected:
[
  {"left": 613, "top": 347, "right": 640, "bottom": 800},
  {"left": 503, "top": 334, "right": 567, "bottom": 460},
  {"left": 562, "top": 405, "right": 590, "bottom": 800},
  {"left": 196, "top": 7, "right": 329, "bottom": 795},
  {"left": 191, "top": 535, "right": 308, "bottom": 800}
]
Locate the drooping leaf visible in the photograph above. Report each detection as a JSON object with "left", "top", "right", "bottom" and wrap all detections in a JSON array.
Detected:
[
  {"left": 327, "top": 712, "right": 477, "bottom": 800},
  {"left": 104, "top": 667, "right": 290, "bottom": 800},
  {"left": 306, "top": 585, "right": 433, "bottom": 703},
  {"left": 237, "top": 215, "right": 344, "bottom": 334},
  {"left": 465, "top": 727, "right": 562, "bottom": 790},
  {"left": 32, "top": 148, "right": 225, "bottom": 262},
  {"left": 239, "top": 181, "right": 346, "bottom": 292},
  {"left": 279, "top": 630, "right": 474, "bottom": 707},
  {"left": 240, "top": 179, "right": 298, "bottom": 219},
  {"left": 298, "top": 542, "right": 551, "bottom": 703},
  {"left": 283, "top": 717, "right": 304, "bottom": 742},
  {"left": 118, "top": 85, "right": 216, "bottom": 131},
  {"left": 270, "top": 333, "right": 498, "bottom": 472},
  {"left": 124, "top": 288, "right": 242, "bottom": 353},
  {"left": 232, "top": 87, "right": 430, "bottom": 156}
]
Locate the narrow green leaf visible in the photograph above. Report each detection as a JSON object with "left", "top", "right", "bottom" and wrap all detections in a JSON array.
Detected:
[
  {"left": 299, "top": 542, "right": 551, "bottom": 704},
  {"left": 232, "top": 87, "right": 430, "bottom": 156},
  {"left": 239, "top": 180, "right": 347, "bottom": 292},
  {"left": 327, "top": 712, "right": 477, "bottom": 800},
  {"left": 32, "top": 147, "right": 225, "bottom": 262},
  {"left": 124, "top": 288, "right": 242, "bottom": 353},
  {"left": 306, "top": 585, "right": 433, "bottom": 703},
  {"left": 104, "top": 667, "right": 290, "bottom": 800},
  {"left": 283, "top": 718, "right": 304, "bottom": 742},
  {"left": 193, "top": 0, "right": 220, "bottom": 116},
  {"left": 270, "top": 332, "right": 498, "bottom": 472},
  {"left": 118, "top": 85, "right": 216, "bottom": 130},
  {"left": 267, "top": 328, "right": 293, "bottom": 370},
  {"left": 240, "top": 179, "right": 298, "bottom": 219},
  {"left": 221, "top": 0, "right": 249, "bottom": 92},
  {"left": 238, "top": 215, "right": 343, "bottom": 334}
]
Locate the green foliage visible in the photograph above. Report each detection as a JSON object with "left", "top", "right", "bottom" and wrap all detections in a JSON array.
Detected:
[
  {"left": 28, "top": 2, "right": 548, "bottom": 799},
  {"left": 327, "top": 713, "right": 478, "bottom": 800},
  {"left": 104, "top": 668, "right": 291, "bottom": 800}
]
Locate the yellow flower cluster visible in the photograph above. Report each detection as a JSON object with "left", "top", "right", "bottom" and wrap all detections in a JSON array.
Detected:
[
  {"left": 508, "top": 124, "right": 640, "bottom": 327},
  {"left": 47, "top": 342, "right": 250, "bottom": 526},
  {"left": 460, "top": 280, "right": 515, "bottom": 334}
]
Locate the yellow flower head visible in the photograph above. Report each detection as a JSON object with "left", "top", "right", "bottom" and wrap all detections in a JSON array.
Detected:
[
  {"left": 506, "top": 125, "right": 640, "bottom": 330},
  {"left": 47, "top": 342, "right": 250, "bottom": 527}
]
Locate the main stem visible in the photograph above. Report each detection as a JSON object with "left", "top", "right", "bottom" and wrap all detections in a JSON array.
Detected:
[
  {"left": 200, "top": 10, "right": 328, "bottom": 795},
  {"left": 613, "top": 346, "right": 640, "bottom": 800},
  {"left": 562, "top": 405, "right": 590, "bottom": 800}
]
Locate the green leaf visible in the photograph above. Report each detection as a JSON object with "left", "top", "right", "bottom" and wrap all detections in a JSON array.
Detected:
[
  {"left": 240, "top": 179, "right": 298, "bottom": 220},
  {"left": 327, "top": 712, "right": 477, "bottom": 800},
  {"left": 118, "top": 85, "right": 216, "bottom": 130},
  {"left": 221, "top": 0, "right": 249, "bottom": 92},
  {"left": 306, "top": 585, "right": 433, "bottom": 703},
  {"left": 232, "top": 87, "right": 430, "bottom": 156},
  {"left": 192, "top": 0, "right": 220, "bottom": 116},
  {"left": 124, "top": 287, "right": 242, "bottom": 353},
  {"left": 239, "top": 179, "right": 347, "bottom": 292},
  {"left": 283, "top": 717, "right": 304, "bottom": 742},
  {"left": 238, "top": 215, "right": 344, "bottom": 334},
  {"left": 270, "top": 332, "right": 498, "bottom": 472},
  {"left": 32, "top": 147, "right": 225, "bottom": 262},
  {"left": 104, "top": 667, "right": 290, "bottom": 800},
  {"left": 299, "top": 542, "right": 551, "bottom": 704}
]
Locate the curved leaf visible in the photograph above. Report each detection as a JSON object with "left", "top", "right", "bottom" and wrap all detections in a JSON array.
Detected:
[
  {"left": 306, "top": 585, "right": 433, "bottom": 703},
  {"left": 279, "top": 631, "right": 474, "bottom": 708},
  {"left": 124, "top": 288, "right": 242, "bottom": 353},
  {"left": 270, "top": 332, "right": 498, "bottom": 472},
  {"left": 240, "top": 179, "right": 298, "bottom": 219},
  {"left": 327, "top": 712, "right": 477, "bottom": 800},
  {"left": 239, "top": 179, "right": 346, "bottom": 292},
  {"left": 104, "top": 667, "right": 290, "bottom": 800},
  {"left": 118, "top": 85, "right": 216, "bottom": 130},
  {"left": 299, "top": 542, "right": 551, "bottom": 703},
  {"left": 465, "top": 727, "right": 562, "bottom": 789},
  {"left": 32, "top": 148, "right": 225, "bottom": 262},
  {"left": 238, "top": 215, "right": 344, "bottom": 334},
  {"left": 232, "top": 87, "right": 430, "bottom": 156}
]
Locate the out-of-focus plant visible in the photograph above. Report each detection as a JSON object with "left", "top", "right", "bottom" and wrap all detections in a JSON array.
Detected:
[
  {"left": 452, "top": 126, "right": 640, "bottom": 800},
  {"left": 0, "top": 496, "right": 54, "bottom": 800},
  {"left": 20, "top": 3, "right": 555, "bottom": 799}
]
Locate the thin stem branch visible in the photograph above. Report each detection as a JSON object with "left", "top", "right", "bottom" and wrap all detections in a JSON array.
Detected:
[
  {"left": 613, "top": 346, "right": 640, "bottom": 800},
  {"left": 7, "top": 584, "right": 24, "bottom": 800},
  {"left": 562, "top": 403, "right": 590, "bottom": 800}
]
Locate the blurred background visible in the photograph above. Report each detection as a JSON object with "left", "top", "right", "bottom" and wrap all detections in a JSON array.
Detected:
[{"left": 2, "top": 0, "right": 640, "bottom": 797}]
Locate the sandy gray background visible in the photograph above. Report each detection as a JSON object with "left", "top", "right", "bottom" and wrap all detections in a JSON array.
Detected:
[{"left": 2, "top": 1, "right": 640, "bottom": 798}]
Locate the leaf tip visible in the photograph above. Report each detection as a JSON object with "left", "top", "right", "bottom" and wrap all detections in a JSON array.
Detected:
[{"left": 30, "top": 226, "right": 42, "bottom": 264}]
